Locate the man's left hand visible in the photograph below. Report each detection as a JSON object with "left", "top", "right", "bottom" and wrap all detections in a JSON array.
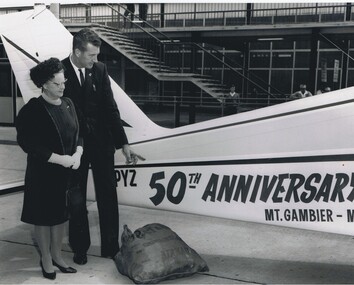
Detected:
[{"left": 122, "top": 144, "right": 145, "bottom": 165}]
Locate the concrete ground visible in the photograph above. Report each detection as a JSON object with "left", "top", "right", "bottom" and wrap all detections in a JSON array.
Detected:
[{"left": 2, "top": 125, "right": 354, "bottom": 284}]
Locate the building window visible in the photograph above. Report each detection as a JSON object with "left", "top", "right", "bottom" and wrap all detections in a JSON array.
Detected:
[
  {"left": 295, "top": 52, "right": 310, "bottom": 68},
  {"left": 271, "top": 70, "right": 292, "bottom": 94}
]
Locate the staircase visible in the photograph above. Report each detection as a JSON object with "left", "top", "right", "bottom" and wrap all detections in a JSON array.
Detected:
[{"left": 92, "top": 26, "right": 229, "bottom": 100}]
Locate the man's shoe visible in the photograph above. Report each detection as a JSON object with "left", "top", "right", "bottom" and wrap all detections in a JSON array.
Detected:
[{"left": 73, "top": 253, "right": 87, "bottom": 265}]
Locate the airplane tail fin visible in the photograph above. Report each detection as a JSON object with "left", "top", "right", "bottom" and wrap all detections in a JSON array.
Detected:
[
  {"left": 0, "top": 7, "right": 165, "bottom": 143},
  {"left": 110, "top": 80, "right": 166, "bottom": 143}
]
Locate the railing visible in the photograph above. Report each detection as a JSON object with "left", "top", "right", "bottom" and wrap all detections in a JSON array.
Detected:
[
  {"left": 131, "top": 93, "right": 285, "bottom": 108},
  {"left": 146, "top": 4, "right": 352, "bottom": 28},
  {"left": 161, "top": 41, "right": 285, "bottom": 99},
  {"left": 149, "top": 8, "right": 248, "bottom": 28},
  {"left": 1, "top": 3, "right": 352, "bottom": 27},
  {"left": 106, "top": 3, "right": 173, "bottom": 73},
  {"left": 102, "top": 4, "right": 285, "bottom": 99},
  {"left": 201, "top": 43, "right": 286, "bottom": 98},
  {"left": 250, "top": 4, "right": 349, "bottom": 25},
  {"left": 57, "top": 3, "right": 354, "bottom": 100},
  {"left": 58, "top": 3, "right": 354, "bottom": 29},
  {"left": 131, "top": 94, "right": 286, "bottom": 127}
]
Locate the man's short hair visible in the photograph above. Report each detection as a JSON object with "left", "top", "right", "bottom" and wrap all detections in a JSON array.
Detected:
[{"left": 73, "top": 28, "right": 101, "bottom": 52}]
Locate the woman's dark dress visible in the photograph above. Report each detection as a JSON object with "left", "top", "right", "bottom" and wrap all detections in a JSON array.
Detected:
[{"left": 16, "top": 96, "right": 79, "bottom": 226}]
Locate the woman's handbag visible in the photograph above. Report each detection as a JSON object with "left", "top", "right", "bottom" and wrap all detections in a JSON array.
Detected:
[{"left": 66, "top": 172, "right": 85, "bottom": 218}]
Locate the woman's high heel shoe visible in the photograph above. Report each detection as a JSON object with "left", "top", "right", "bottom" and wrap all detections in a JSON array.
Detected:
[
  {"left": 40, "top": 261, "right": 56, "bottom": 280},
  {"left": 52, "top": 260, "right": 77, "bottom": 273}
]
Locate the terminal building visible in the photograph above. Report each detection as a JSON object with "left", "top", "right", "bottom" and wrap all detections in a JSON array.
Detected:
[{"left": 0, "top": 2, "right": 353, "bottom": 126}]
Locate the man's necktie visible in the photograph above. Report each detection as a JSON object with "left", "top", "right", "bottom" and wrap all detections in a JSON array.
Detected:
[{"left": 79, "top": 69, "right": 85, "bottom": 86}]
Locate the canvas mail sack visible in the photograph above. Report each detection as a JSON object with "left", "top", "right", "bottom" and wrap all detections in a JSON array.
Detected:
[{"left": 114, "top": 223, "right": 209, "bottom": 284}]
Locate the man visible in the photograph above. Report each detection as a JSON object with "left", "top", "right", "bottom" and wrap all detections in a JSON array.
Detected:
[
  {"left": 123, "top": 4, "right": 135, "bottom": 28},
  {"left": 316, "top": 86, "right": 331, "bottom": 95},
  {"left": 324, "top": 86, "right": 331, "bottom": 93},
  {"left": 138, "top": 3, "right": 148, "bottom": 25},
  {"left": 62, "top": 28, "right": 143, "bottom": 265},
  {"left": 289, "top": 84, "right": 313, "bottom": 100},
  {"left": 223, "top": 84, "right": 240, "bottom": 115}
]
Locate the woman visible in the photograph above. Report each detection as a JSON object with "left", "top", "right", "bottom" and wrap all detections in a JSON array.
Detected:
[{"left": 16, "top": 58, "right": 83, "bottom": 280}]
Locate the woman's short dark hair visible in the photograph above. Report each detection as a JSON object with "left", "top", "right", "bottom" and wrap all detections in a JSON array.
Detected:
[
  {"left": 73, "top": 28, "right": 101, "bottom": 52},
  {"left": 30, "top": 57, "right": 64, "bottom": 88}
]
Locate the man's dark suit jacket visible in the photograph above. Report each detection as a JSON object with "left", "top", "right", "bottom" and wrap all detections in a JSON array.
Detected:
[{"left": 62, "top": 57, "right": 128, "bottom": 152}]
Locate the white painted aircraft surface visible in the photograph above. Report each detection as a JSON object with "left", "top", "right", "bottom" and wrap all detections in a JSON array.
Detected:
[{"left": 2, "top": 6, "right": 354, "bottom": 236}]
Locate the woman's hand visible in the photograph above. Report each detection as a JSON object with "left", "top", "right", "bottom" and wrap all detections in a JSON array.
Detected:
[
  {"left": 71, "top": 146, "right": 83, "bottom": 170},
  {"left": 48, "top": 153, "right": 75, "bottom": 168}
]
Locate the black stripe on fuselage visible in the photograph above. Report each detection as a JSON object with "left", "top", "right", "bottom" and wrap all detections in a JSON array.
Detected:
[
  {"left": 131, "top": 98, "right": 354, "bottom": 146},
  {"left": 115, "top": 153, "right": 354, "bottom": 169},
  {"left": 2, "top": 36, "right": 40, "bottom": 64}
]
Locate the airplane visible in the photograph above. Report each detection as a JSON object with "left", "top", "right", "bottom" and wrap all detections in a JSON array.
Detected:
[{"left": 2, "top": 5, "right": 354, "bottom": 237}]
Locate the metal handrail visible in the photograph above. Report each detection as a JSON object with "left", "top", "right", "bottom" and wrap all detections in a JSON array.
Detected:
[
  {"left": 134, "top": 93, "right": 286, "bottom": 127},
  {"left": 132, "top": 94, "right": 286, "bottom": 123},
  {"left": 107, "top": 3, "right": 173, "bottom": 43},
  {"left": 202, "top": 43, "right": 286, "bottom": 97},
  {"left": 105, "top": 4, "right": 176, "bottom": 72},
  {"left": 131, "top": 94, "right": 285, "bottom": 105},
  {"left": 57, "top": 3, "right": 351, "bottom": 99},
  {"left": 249, "top": 3, "right": 347, "bottom": 16},
  {"left": 104, "top": 4, "right": 282, "bottom": 99},
  {"left": 162, "top": 41, "right": 281, "bottom": 98},
  {"left": 148, "top": 3, "right": 351, "bottom": 28}
]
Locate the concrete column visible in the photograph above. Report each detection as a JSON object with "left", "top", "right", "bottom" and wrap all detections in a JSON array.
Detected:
[
  {"left": 308, "top": 28, "right": 319, "bottom": 95},
  {"left": 246, "top": 3, "right": 253, "bottom": 25},
  {"left": 242, "top": 42, "right": 250, "bottom": 97},
  {"left": 340, "top": 39, "right": 349, "bottom": 89},
  {"left": 160, "top": 4, "right": 165, "bottom": 28},
  {"left": 120, "top": 57, "right": 126, "bottom": 90}
]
